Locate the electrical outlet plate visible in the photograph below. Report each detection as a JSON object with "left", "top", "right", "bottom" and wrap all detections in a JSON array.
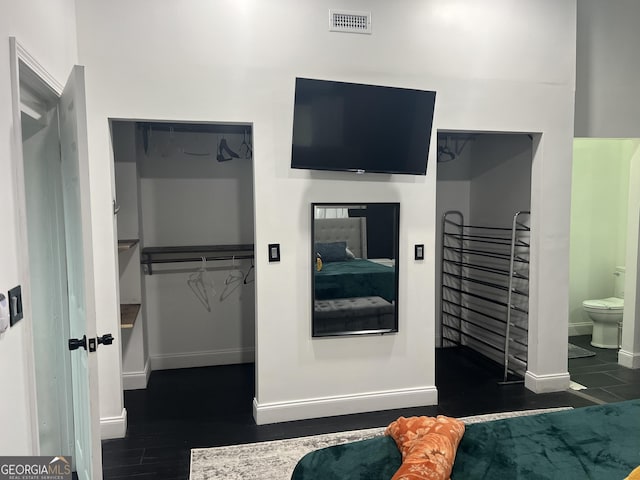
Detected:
[{"left": 8, "top": 285, "right": 23, "bottom": 326}]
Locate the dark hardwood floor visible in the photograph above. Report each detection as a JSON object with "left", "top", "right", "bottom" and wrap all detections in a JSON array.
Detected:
[{"left": 102, "top": 339, "right": 639, "bottom": 480}]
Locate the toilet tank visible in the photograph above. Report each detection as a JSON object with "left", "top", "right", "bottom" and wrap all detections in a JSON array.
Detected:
[{"left": 614, "top": 266, "right": 626, "bottom": 299}]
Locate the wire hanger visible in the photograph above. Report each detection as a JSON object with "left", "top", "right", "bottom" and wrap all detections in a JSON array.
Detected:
[
  {"left": 187, "top": 257, "right": 216, "bottom": 312},
  {"left": 224, "top": 255, "right": 244, "bottom": 285},
  {"left": 220, "top": 255, "right": 245, "bottom": 301},
  {"left": 243, "top": 258, "right": 254, "bottom": 284},
  {"left": 239, "top": 129, "right": 252, "bottom": 159}
]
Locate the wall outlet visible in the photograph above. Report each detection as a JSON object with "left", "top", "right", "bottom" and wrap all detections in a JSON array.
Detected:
[{"left": 8, "top": 285, "right": 23, "bottom": 326}]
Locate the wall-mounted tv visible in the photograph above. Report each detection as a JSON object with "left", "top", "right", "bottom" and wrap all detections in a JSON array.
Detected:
[{"left": 291, "top": 78, "right": 436, "bottom": 175}]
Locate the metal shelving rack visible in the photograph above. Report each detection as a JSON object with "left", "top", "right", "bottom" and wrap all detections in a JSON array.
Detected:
[{"left": 440, "top": 210, "right": 531, "bottom": 383}]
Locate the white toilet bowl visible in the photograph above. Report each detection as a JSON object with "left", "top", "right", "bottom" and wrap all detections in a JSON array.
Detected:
[
  {"left": 582, "top": 266, "right": 625, "bottom": 349},
  {"left": 582, "top": 297, "right": 623, "bottom": 348}
]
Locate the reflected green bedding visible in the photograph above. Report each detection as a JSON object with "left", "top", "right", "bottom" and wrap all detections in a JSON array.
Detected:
[{"left": 314, "top": 259, "right": 395, "bottom": 302}]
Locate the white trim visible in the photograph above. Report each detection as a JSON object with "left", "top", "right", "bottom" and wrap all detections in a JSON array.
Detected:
[
  {"left": 524, "top": 371, "right": 571, "bottom": 393},
  {"left": 100, "top": 408, "right": 127, "bottom": 440},
  {"left": 122, "top": 359, "right": 151, "bottom": 390},
  {"left": 149, "top": 347, "right": 255, "bottom": 371},
  {"left": 618, "top": 349, "right": 640, "bottom": 369},
  {"left": 14, "top": 39, "right": 63, "bottom": 95},
  {"left": 9, "top": 37, "right": 65, "bottom": 456},
  {"left": 252, "top": 386, "right": 438, "bottom": 425},
  {"left": 568, "top": 322, "right": 592, "bottom": 337}
]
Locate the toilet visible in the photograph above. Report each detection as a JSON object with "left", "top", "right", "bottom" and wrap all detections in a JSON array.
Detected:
[{"left": 582, "top": 266, "right": 625, "bottom": 349}]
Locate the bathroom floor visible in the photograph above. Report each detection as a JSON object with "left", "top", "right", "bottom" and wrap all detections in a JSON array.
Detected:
[{"left": 569, "top": 335, "right": 640, "bottom": 404}]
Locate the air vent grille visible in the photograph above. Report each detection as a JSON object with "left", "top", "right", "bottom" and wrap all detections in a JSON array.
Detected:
[{"left": 329, "top": 10, "right": 371, "bottom": 34}]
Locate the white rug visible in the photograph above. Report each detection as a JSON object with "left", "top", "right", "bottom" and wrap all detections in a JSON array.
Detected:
[{"left": 189, "top": 407, "right": 572, "bottom": 480}]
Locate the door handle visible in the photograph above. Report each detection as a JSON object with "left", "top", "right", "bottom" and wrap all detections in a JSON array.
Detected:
[
  {"left": 68, "top": 334, "right": 114, "bottom": 352},
  {"left": 68, "top": 335, "right": 87, "bottom": 351},
  {"left": 98, "top": 333, "right": 114, "bottom": 346}
]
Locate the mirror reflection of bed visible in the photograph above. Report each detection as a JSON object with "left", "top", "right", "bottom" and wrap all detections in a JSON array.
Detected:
[{"left": 312, "top": 203, "right": 399, "bottom": 336}]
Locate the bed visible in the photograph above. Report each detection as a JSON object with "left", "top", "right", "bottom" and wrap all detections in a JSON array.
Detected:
[
  {"left": 291, "top": 399, "right": 640, "bottom": 479},
  {"left": 313, "top": 217, "right": 397, "bottom": 335}
]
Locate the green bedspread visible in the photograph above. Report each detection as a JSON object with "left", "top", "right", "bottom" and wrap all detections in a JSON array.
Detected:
[
  {"left": 314, "top": 259, "right": 395, "bottom": 302},
  {"left": 291, "top": 400, "right": 640, "bottom": 480}
]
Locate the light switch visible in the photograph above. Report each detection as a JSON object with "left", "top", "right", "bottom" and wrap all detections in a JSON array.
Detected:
[
  {"left": 8, "top": 285, "right": 23, "bottom": 326},
  {"left": 414, "top": 244, "right": 425, "bottom": 261},
  {"left": 268, "top": 243, "right": 280, "bottom": 262}
]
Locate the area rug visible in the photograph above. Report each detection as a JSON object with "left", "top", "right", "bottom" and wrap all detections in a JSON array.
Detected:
[
  {"left": 189, "top": 407, "right": 572, "bottom": 480},
  {"left": 568, "top": 342, "right": 596, "bottom": 359}
]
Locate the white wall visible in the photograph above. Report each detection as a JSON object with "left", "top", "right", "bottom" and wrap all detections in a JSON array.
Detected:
[
  {"left": 469, "top": 135, "right": 532, "bottom": 226},
  {"left": 75, "top": 0, "right": 577, "bottom": 424},
  {"left": 575, "top": 0, "right": 640, "bottom": 137},
  {"left": 620, "top": 142, "right": 640, "bottom": 368},
  {"left": 113, "top": 122, "right": 149, "bottom": 389},
  {"left": 1, "top": 0, "right": 78, "bottom": 455}
]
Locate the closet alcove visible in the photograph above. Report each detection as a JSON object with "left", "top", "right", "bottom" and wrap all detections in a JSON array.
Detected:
[
  {"left": 111, "top": 120, "right": 255, "bottom": 391},
  {"left": 435, "top": 132, "right": 533, "bottom": 385}
]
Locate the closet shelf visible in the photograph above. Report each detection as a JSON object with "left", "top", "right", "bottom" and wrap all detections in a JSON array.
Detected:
[
  {"left": 120, "top": 303, "right": 141, "bottom": 329},
  {"left": 141, "top": 244, "right": 254, "bottom": 275},
  {"left": 118, "top": 239, "right": 140, "bottom": 252}
]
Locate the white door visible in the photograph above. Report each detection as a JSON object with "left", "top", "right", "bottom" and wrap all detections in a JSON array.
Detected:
[
  {"left": 58, "top": 65, "right": 104, "bottom": 480},
  {"left": 10, "top": 39, "right": 105, "bottom": 480}
]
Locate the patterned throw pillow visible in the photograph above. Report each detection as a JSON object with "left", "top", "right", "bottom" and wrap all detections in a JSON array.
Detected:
[{"left": 385, "top": 415, "right": 465, "bottom": 480}]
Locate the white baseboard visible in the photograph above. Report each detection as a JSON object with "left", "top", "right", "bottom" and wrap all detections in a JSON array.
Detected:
[
  {"left": 253, "top": 386, "right": 438, "bottom": 425},
  {"left": 100, "top": 408, "right": 127, "bottom": 440},
  {"left": 524, "top": 371, "right": 570, "bottom": 393},
  {"left": 618, "top": 349, "right": 640, "bottom": 369},
  {"left": 122, "top": 359, "right": 151, "bottom": 390},
  {"left": 150, "top": 347, "right": 255, "bottom": 371},
  {"left": 568, "top": 322, "right": 593, "bottom": 337}
]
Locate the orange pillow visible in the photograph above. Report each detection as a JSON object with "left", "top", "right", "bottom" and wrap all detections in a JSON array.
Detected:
[
  {"left": 385, "top": 416, "right": 465, "bottom": 480},
  {"left": 626, "top": 466, "right": 640, "bottom": 480}
]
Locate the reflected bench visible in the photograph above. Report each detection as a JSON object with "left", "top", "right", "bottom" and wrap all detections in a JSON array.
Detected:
[{"left": 314, "top": 296, "right": 394, "bottom": 334}]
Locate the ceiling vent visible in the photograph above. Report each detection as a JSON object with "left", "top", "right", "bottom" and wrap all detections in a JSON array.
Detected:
[{"left": 329, "top": 10, "right": 372, "bottom": 34}]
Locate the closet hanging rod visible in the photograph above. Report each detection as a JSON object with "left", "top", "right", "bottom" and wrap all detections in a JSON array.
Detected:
[
  {"left": 141, "top": 243, "right": 254, "bottom": 275},
  {"left": 142, "top": 244, "right": 254, "bottom": 254}
]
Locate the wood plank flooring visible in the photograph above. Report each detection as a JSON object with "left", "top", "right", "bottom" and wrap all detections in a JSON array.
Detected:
[{"left": 102, "top": 340, "right": 636, "bottom": 479}]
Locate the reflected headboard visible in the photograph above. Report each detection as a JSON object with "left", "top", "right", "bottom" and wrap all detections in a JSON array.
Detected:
[{"left": 314, "top": 217, "right": 367, "bottom": 258}]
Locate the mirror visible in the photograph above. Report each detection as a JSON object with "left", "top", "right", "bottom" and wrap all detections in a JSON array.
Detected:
[{"left": 312, "top": 202, "right": 400, "bottom": 337}]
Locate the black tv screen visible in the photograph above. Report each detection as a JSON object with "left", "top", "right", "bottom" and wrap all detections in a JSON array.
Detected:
[{"left": 291, "top": 78, "right": 436, "bottom": 175}]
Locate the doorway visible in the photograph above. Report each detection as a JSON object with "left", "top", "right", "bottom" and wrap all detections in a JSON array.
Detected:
[
  {"left": 435, "top": 131, "right": 533, "bottom": 386},
  {"left": 110, "top": 120, "right": 256, "bottom": 418},
  {"left": 10, "top": 39, "right": 103, "bottom": 480}
]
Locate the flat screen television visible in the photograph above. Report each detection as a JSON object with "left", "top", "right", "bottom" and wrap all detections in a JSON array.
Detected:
[{"left": 291, "top": 78, "right": 436, "bottom": 175}]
